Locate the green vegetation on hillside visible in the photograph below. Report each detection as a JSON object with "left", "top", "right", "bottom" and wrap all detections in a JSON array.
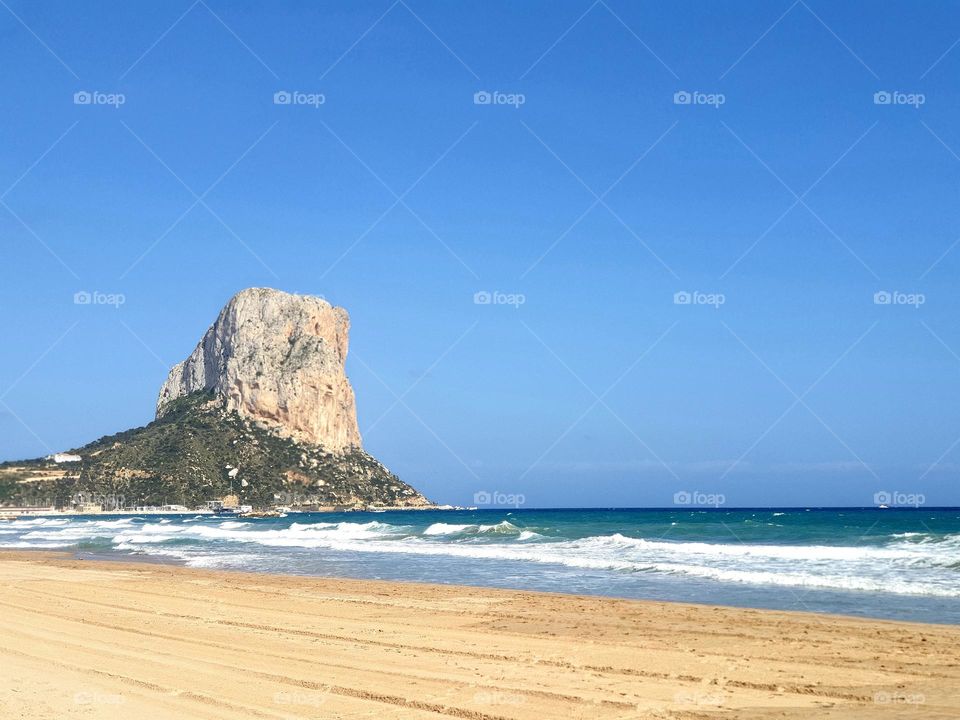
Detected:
[{"left": 0, "top": 392, "right": 427, "bottom": 510}]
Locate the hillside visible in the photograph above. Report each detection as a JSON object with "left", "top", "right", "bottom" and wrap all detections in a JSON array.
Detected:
[{"left": 0, "top": 391, "right": 429, "bottom": 510}]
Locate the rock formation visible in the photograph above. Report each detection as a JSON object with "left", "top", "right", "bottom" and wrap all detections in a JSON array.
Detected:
[
  {"left": 157, "top": 288, "right": 363, "bottom": 453},
  {"left": 0, "top": 288, "right": 430, "bottom": 510}
]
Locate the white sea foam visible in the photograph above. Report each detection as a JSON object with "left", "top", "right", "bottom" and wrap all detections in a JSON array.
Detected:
[
  {"left": 423, "top": 521, "right": 522, "bottom": 537},
  {"left": 106, "top": 519, "right": 405, "bottom": 548},
  {"left": 6, "top": 541, "right": 76, "bottom": 549},
  {"left": 423, "top": 523, "right": 475, "bottom": 536},
  {"left": 10, "top": 518, "right": 71, "bottom": 527},
  {"left": 184, "top": 554, "right": 252, "bottom": 569},
  {"left": 218, "top": 521, "right": 252, "bottom": 530},
  {"left": 478, "top": 520, "right": 520, "bottom": 534},
  {"left": 4, "top": 516, "right": 960, "bottom": 599}
]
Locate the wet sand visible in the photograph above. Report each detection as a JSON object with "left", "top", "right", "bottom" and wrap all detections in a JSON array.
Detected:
[{"left": 0, "top": 550, "right": 957, "bottom": 719}]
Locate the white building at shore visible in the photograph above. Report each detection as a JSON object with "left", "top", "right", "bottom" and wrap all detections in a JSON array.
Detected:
[{"left": 49, "top": 453, "right": 82, "bottom": 463}]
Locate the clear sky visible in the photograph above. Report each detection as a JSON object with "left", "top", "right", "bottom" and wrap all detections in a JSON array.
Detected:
[{"left": 2, "top": 1, "right": 959, "bottom": 507}]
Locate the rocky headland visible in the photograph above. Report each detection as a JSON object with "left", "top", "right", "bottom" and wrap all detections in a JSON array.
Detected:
[{"left": 0, "top": 289, "right": 429, "bottom": 511}]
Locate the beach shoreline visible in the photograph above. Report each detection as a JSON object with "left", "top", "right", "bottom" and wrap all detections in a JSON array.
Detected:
[
  {"left": 1, "top": 550, "right": 958, "bottom": 719},
  {"left": 15, "top": 544, "right": 960, "bottom": 629},
  {"left": 5, "top": 508, "right": 958, "bottom": 624}
]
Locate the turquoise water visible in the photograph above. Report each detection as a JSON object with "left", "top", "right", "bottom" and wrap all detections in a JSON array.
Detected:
[{"left": 4, "top": 507, "right": 960, "bottom": 624}]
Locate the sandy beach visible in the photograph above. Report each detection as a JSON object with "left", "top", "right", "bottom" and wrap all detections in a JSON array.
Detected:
[{"left": 0, "top": 551, "right": 957, "bottom": 719}]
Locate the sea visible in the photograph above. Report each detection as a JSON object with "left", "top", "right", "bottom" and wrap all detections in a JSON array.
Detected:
[{"left": 3, "top": 507, "right": 959, "bottom": 624}]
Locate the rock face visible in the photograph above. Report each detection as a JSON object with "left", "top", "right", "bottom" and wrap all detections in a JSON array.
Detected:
[
  {"left": 0, "top": 288, "right": 430, "bottom": 511},
  {"left": 157, "top": 288, "right": 363, "bottom": 453}
]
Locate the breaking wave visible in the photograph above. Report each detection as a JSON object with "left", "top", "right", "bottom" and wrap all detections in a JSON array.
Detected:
[{"left": 3, "top": 514, "right": 960, "bottom": 599}]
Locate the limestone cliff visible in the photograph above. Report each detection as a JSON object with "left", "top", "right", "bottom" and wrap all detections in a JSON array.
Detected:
[
  {"left": 0, "top": 288, "right": 430, "bottom": 510},
  {"left": 157, "top": 288, "right": 362, "bottom": 453}
]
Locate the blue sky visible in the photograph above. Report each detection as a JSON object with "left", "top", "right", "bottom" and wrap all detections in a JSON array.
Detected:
[{"left": 2, "top": 0, "right": 960, "bottom": 507}]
